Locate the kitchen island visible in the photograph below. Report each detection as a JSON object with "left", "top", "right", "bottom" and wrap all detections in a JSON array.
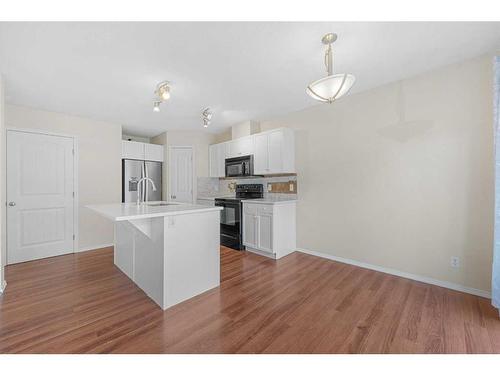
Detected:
[{"left": 87, "top": 202, "right": 222, "bottom": 310}]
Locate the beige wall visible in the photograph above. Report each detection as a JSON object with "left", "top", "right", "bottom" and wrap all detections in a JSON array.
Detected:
[
  {"left": 151, "top": 130, "right": 216, "bottom": 200},
  {"left": 260, "top": 55, "right": 494, "bottom": 292},
  {"left": 0, "top": 76, "right": 5, "bottom": 291},
  {"left": 5, "top": 104, "right": 122, "bottom": 252},
  {"left": 213, "top": 129, "right": 231, "bottom": 143}
]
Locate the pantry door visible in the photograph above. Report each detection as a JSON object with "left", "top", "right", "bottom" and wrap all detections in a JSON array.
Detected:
[
  {"left": 7, "top": 130, "right": 76, "bottom": 264},
  {"left": 168, "top": 146, "right": 194, "bottom": 203}
]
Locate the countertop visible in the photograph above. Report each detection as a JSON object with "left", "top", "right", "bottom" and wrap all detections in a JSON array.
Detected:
[
  {"left": 197, "top": 195, "right": 235, "bottom": 201},
  {"left": 241, "top": 197, "right": 297, "bottom": 205},
  {"left": 87, "top": 202, "right": 222, "bottom": 221}
]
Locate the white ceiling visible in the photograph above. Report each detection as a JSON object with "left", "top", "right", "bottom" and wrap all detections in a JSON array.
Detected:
[{"left": 1, "top": 22, "right": 499, "bottom": 137}]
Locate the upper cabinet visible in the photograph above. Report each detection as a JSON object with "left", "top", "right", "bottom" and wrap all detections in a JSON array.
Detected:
[
  {"left": 254, "top": 128, "right": 295, "bottom": 175},
  {"left": 122, "top": 140, "right": 145, "bottom": 160},
  {"left": 144, "top": 143, "right": 164, "bottom": 162},
  {"left": 227, "top": 135, "right": 255, "bottom": 158},
  {"left": 208, "top": 128, "right": 295, "bottom": 177},
  {"left": 122, "top": 141, "right": 164, "bottom": 162},
  {"left": 209, "top": 142, "right": 227, "bottom": 178}
]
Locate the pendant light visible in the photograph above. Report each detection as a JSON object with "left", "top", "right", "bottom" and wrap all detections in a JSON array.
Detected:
[{"left": 306, "top": 33, "right": 355, "bottom": 103}]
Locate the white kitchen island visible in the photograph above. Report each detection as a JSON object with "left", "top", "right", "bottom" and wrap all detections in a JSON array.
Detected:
[{"left": 87, "top": 202, "right": 222, "bottom": 310}]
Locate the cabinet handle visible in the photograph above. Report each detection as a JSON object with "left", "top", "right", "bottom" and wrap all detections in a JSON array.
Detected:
[{"left": 8, "top": 201, "right": 16, "bottom": 207}]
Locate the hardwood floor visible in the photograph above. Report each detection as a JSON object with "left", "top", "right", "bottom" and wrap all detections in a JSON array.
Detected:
[{"left": 1, "top": 246, "right": 500, "bottom": 353}]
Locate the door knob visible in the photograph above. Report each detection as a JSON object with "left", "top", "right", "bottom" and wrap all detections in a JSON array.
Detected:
[{"left": 8, "top": 202, "right": 16, "bottom": 206}]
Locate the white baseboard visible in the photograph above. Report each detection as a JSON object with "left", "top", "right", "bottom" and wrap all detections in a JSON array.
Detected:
[
  {"left": 297, "top": 248, "right": 491, "bottom": 299},
  {"left": 77, "top": 243, "right": 114, "bottom": 253}
]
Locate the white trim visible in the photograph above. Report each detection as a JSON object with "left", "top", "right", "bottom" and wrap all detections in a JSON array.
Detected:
[
  {"left": 168, "top": 146, "right": 196, "bottom": 204},
  {"left": 297, "top": 248, "right": 491, "bottom": 299},
  {"left": 0, "top": 280, "right": 6, "bottom": 294},
  {"left": 5, "top": 128, "right": 79, "bottom": 259},
  {"left": 77, "top": 243, "right": 114, "bottom": 253}
]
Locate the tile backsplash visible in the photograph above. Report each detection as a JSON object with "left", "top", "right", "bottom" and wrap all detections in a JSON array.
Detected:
[{"left": 197, "top": 176, "right": 298, "bottom": 200}]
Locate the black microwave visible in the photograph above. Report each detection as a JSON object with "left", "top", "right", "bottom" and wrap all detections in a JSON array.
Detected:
[{"left": 225, "top": 155, "right": 254, "bottom": 178}]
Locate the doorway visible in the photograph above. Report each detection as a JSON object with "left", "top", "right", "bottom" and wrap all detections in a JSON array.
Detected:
[
  {"left": 6, "top": 129, "right": 77, "bottom": 264},
  {"left": 168, "top": 146, "right": 194, "bottom": 203}
]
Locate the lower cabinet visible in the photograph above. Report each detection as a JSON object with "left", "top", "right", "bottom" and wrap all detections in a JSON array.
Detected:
[{"left": 242, "top": 201, "right": 296, "bottom": 259}]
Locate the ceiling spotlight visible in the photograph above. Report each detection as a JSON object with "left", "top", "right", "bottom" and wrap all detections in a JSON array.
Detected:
[
  {"left": 306, "top": 33, "right": 355, "bottom": 104},
  {"left": 156, "top": 81, "right": 171, "bottom": 101},
  {"left": 153, "top": 101, "right": 161, "bottom": 112},
  {"left": 202, "top": 107, "right": 213, "bottom": 128}
]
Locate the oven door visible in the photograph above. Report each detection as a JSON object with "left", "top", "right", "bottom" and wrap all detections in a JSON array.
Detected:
[
  {"left": 215, "top": 200, "right": 243, "bottom": 249},
  {"left": 225, "top": 162, "right": 244, "bottom": 177}
]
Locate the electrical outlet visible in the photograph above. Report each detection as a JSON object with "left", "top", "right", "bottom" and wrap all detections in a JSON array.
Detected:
[
  {"left": 267, "top": 184, "right": 272, "bottom": 192},
  {"left": 289, "top": 183, "right": 294, "bottom": 192},
  {"left": 450, "top": 256, "right": 460, "bottom": 268}
]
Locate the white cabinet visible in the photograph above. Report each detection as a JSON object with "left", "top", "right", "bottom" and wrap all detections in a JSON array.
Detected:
[
  {"left": 209, "top": 142, "right": 227, "bottom": 178},
  {"left": 228, "top": 136, "right": 254, "bottom": 158},
  {"left": 208, "top": 128, "right": 295, "bottom": 177},
  {"left": 122, "top": 140, "right": 145, "bottom": 160},
  {"left": 122, "top": 140, "right": 164, "bottom": 162},
  {"left": 254, "top": 128, "right": 295, "bottom": 175},
  {"left": 243, "top": 212, "right": 258, "bottom": 248},
  {"left": 242, "top": 201, "right": 296, "bottom": 259},
  {"left": 145, "top": 143, "right": 164, "bottom": 162}
]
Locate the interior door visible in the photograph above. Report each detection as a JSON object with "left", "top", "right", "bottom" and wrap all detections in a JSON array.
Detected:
[
  {"left": 169, "top": 147, "right": 193, "bottom": 203},
  {"left": 7, "top": 130, "right": 75, "bottom": 264}
]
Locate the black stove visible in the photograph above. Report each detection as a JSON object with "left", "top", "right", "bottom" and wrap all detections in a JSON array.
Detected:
[{"left": 215, "top": 184, "right": 263, "bottom": 250}]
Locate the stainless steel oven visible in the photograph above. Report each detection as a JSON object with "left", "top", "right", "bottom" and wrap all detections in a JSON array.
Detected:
[{"left": 225, "top": 155, "right": 254, "bottom": 178}]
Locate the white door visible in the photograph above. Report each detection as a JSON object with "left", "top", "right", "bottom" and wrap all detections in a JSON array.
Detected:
[
  {"left": 7, "top": 130, "right": 75, "bottom": 264},
  {"left": 254, "top": 133, "right": 269, "bottom": 174},
  {"left": 268, "top": 130, "right": 284, "bottom": 173},
  {"left": 169, "top": 147, "right": 194, "bottom": 203},
  {"left": 243, "top": 213, "right": 257, "bottom": 248},
  {"left": 257, "top": 214, "right": 273, "bottom": 253}
]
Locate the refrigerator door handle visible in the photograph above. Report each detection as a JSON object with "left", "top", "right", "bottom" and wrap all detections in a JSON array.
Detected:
[{"left": 144, "top": 161, "right": 149, "bottom": 202}]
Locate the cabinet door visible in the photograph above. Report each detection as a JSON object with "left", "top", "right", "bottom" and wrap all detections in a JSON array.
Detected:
[
  {"left": 243, "top": 213, "right": 257, "bottom": 248},
  {"left": 254, "top": 133, "right": 268, "bottom": 174},
  {"left": 230, "top": 136, "right": 254, "bottom": 157},
  {"left": 144, "top": 143, "right": 164, "bottom": 162},
  {"left": 217, "top": 143, "right": 227, "bottom": 177},
  {"left": 257, "top": 214, "right": 273, "bottom": 253},
  {"left": 209, "top": 144, "right": 218, "bottom": 177},
  {"left": 122, "top": 140, "right": 145, "bottom": 160},
  {"left": 267, "top": 130, "right": 284, "bottom": 173}
]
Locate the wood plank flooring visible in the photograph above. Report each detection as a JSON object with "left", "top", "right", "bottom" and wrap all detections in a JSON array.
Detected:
[{"left": 1, "top": 246, "right": 500, "bottom": 353}]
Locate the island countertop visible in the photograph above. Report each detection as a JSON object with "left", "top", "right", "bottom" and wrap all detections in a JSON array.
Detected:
[{"left": 87, "top": 201, "right": 222, "bottom": 222}]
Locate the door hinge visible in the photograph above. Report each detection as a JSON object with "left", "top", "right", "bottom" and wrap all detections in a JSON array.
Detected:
[
  {"left": 73, "top": 234, "right": 75, "bottom": 240},
  {"left": 72, "top": 192, "right": 75, "bottom": 198},
  {"left": 72, "top": 149, "right": 75, "bottom": 155}
]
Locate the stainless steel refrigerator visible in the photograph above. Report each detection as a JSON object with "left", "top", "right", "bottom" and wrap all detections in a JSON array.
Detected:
[{"left": 122, "top": 159, "right": 162, "bottom": 203}]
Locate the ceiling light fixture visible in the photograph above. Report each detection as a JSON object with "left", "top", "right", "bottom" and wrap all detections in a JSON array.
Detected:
[
  {"left": 202, "top": 107, "right": 213, "bottom": 128},
  {"left": 153, "top": 101, "right": 161, "bottom": 112},
  {"left": 155, "top": 81, "right": 171, "bottom": 101},
  {"left": 306, "top": 33, "right": 355, "bottom": 104}
]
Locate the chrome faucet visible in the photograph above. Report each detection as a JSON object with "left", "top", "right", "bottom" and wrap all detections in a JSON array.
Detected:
[{"left": 137, "top": 177, "right": 157, "bottom": 205}]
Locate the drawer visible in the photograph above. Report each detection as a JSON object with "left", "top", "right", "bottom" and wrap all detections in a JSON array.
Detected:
[
  {"left": 243, "top": 203, "right": 258, "bottom": 215},
  {"left": 244, "top": 203, "right": 274, "bottom": 215},
  {"left": 258, "top": 205, "right": 274, "bottom": 215}
]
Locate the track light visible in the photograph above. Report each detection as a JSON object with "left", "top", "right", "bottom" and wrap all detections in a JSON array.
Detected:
[
  {"left": 153, "top": 101, "right": 161, "bottom": 112},
  {"left": 155, "top": 81, "right": 171, "bottom": 101}
]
